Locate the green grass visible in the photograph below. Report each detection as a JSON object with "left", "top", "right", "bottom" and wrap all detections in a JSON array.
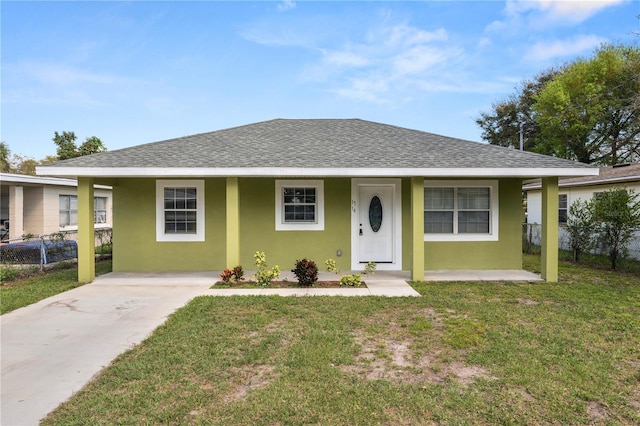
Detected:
[
  {"left": 0, "top": 260, "right": 112, "bottom": 315},
  {"left": 42, "top": 255, "right": 640, "bottom": 425}
]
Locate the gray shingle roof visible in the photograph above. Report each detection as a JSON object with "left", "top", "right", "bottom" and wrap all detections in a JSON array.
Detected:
[{"left": 38, "top": 119, "right": 596, "bottom": 176}]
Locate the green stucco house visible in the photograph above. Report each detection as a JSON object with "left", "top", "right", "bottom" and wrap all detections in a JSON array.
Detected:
[{"left": 37, "top": 119, "right": 598, "bottom": 282}]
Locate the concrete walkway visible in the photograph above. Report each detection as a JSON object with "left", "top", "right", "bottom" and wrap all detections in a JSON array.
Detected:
[{"left": 1, "top": 272, "right": 215, "bottom": 426}]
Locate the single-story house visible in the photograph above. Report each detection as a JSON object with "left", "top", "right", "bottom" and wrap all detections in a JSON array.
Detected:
[
  {"left": 524, "top": 162, "right": 640, "bottom": 224},
  {"left": 0, "top": 173, "right": 112, "bottom": 241},
  {"left": 36, "top": 119, "right": 598, "bottom": 282}
]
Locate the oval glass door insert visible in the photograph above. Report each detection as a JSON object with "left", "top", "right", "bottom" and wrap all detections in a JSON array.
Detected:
[{"left": 369, "top": 196, "right": 383, "bottom": 232}]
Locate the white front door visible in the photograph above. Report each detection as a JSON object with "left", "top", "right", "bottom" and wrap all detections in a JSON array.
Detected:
[{"left": 352, "top": 179, "right": 402, "bottom": 270}]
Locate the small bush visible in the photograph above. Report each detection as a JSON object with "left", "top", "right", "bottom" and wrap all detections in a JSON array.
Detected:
[
  {"left": 0, "top": 265, "right": 18, "bottom": 283},
  {"left": 363, "top": 261, "right": 376, "bottom": 275},
  {"left": 254, "top": 251, "right": 280, "bottom": 287},
  {"left": 220, "top": 268, "right": 234, "bottom": 283},
  {"left": 292, "top": 259, "right": 318, "bottom": 287},
  {"left": 340, "top": 273, "right": 361, "bottom": 287},
  {"left": 221, "top": 265, "right": 244, "bottom": 283},
  {"left": 325, "top": 258, "right": 337, "bottom": 273}
]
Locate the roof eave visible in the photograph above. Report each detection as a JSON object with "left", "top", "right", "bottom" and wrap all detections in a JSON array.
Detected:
[{"left": 36, "top": 166, "right": 600, "bottom": 179}]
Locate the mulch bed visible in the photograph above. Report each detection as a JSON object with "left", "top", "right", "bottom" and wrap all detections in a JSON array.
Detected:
[{"left": 213, "top": 280, "right": 366, "bottom": 288}]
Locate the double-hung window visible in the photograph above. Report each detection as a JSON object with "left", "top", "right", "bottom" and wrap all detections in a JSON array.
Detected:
[
  {"left": 558, "top": 194, "right": 568, "bottom": 224},
  {"left": 94, "top": 197, "right": 107, "bottom": 224},
  {"left": 156, "top": 180, "right": 205, "bottom": 242},
  {"left": 59, "top": 195, "right": 78, "bottom": 227},
  {"left": 424, "top": 180, "right": 499, "bottom": 241},
  {"left": 60, "top": 195, "right": 109, "bottom": 227},
  {"left": 275, "top": 180, "right": 324, "bottom": 231}
]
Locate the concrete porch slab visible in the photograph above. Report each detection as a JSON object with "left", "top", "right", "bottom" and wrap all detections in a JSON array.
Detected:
[{"left": 423, "top": 270, "right": 542, "bottom": 282}]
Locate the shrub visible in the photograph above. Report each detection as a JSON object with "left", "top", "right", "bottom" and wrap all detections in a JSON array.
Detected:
[
  {"left": 254, "top": 251, "right": 280, "bottom": 287},
  {"left": 220, "top": 268, "right": 234, "bottom": 283},
  {"left": 363, "top": 261, "right": 376, "bottom": 275},
  {"left": 592, "top": 189, "right": 640, "bottom": 269},
  {"left": 292, "top": 259, "right": 318, "bottom": 287},
  {"left": 0, "top": 265, "right": 18, "bottom": 283},
  {"left": 232, "top": 266, "right": 244, "bottom": 281},
  {"left": 325, "top": 258, "right": 337, "bottom": 273},
  {"left": 340, "top": 273, "right": 361, "bottom": 287}
]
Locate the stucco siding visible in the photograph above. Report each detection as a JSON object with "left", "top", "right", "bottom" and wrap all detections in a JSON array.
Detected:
[
  {"left": 23, "top": 187, "right": 44, "bottom": 235},
  {"left": 424, "top": 179, "right": 524, "bottom": 270},
  {"left": 112, "top": 178, "right": 226, "bottom": 272},
  {"left": 238, "top": 178, "right": 352, "bottom": 271}
]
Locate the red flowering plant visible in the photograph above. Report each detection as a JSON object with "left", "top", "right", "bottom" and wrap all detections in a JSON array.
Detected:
[
  {"left": 220, "top": 266, "right": 244, "bottom": 284},
  {"left": 292, "top": 258, "right": 318, "bottom": 287}
]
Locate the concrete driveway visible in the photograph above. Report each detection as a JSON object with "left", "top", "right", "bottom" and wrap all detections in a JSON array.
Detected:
[{"left": 1, "top": 272, "right": 217, "bottom": 426}]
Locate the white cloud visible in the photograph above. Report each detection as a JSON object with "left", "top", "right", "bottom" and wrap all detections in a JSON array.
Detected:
[
  {"left": 277, "top": 0, "right": 296, "bottom": 12},
  {"left": 489, "top": 0, "right": 628, "bottom": 32},
  {"left": 19, "top": 62, "right": 117, "bottom": 86},
  {"left": 526, "top": 34, "right": 608, "bottom": 61},
  {"left": 322, "top": 49, "right": 370, "bottom": 67}
]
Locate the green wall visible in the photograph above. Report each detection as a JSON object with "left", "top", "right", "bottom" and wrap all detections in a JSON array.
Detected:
[
  {"left": 111, "top": 176, "right": 524, "bottom": 273},
  {"left": 238, "top": 178, "right": 352, "bottom": 271},
  {"left": 112, "top": 178, "right": 226, "bottom": 271},
  {"left": 422, "top": 178, "right": 523, "bottom": 270}
]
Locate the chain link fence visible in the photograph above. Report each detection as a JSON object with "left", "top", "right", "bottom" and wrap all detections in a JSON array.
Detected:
[
  {"left": 523, "top": 223, "right": 640, "bottom": 261},
  {"left": 0, "top": 228, "right": 112, "bottom": 271}
]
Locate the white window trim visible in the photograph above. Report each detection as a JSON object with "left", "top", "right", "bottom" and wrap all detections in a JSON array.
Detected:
[
  {"left": 424, "top": 180, "right": 499, "bottom": 242},
  {"left": 275, "top": 180, "right": 324, "bottom": 231},
  {"left": 156, "top": 180, "right": 205, "bottom": 242}
]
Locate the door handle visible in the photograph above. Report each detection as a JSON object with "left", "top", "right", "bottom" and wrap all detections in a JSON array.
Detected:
[{"left": 359, "top": 224, "right": 363, "bottom": 236}]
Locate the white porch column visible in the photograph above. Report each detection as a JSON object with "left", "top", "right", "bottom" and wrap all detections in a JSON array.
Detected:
[
  {"left": 77, "top": 177, "right": 95, "bottom": 282},
  {"left": 8, "top": 185, "right": 24, "bottom": 240}
]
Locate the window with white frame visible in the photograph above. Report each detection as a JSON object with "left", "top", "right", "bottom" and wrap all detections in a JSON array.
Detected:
[
  {"left": 156, "top": 180, "right": 205, "bottom": 242},
  {"left": 424, "top": 180, "right": 499, "bottom": 241},
  {"left": 94, "top": 197, "right": 107, "bottom": 224},
  {"left": 275, "top": 180, "right": 324, "bottom": 231},
  {"left": 558, "top": 194, "right": 568, "bottom": 224},
  {"left": 59, "top": 195, "right": 78, "bottom": 227},
  {"left": 59, "top": 195, "right": 108, "bottom": 227}
]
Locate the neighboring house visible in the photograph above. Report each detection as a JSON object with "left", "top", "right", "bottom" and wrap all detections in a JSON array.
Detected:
[
  {"left": 0, "top": 173, "right": 112, "bottom": 241},
  {"left": 523, "top": 163, "right": 640, "bottom": 260},
  {"left": 524, "top": 163, "right": 640, "bottom": 225},
  {"left": 36, "top": 119, "right": 598, "bottom": 282}
]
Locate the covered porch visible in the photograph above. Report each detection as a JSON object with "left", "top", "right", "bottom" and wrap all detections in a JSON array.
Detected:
[{"left": 75, "top": 176, "right": 561, "bottom": 284}]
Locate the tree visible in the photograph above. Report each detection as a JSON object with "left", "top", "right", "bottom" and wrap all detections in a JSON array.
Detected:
[
  {"left": 565, "top": 198, "right": 596, "bottom": 262},
  {"left": 477, "top": 44, "right": 640, "bottom": 165},
  {"left": 53, "top": 131, "right": 107, "bottom": 160},
  {"left": 476, "top": 68, "right": 560, "bottom": 153},
  {"left": 9, "top": 155, "right": 38, "bottom": 175},
  {"left": 0, "top": 142, "right": 11, "bottom": 172},
  {"left": 534, "top": 45, "right": 640, "bottom": 164},
  {"left": 592, "top": 188, "right": 640, "bottom": 269}
]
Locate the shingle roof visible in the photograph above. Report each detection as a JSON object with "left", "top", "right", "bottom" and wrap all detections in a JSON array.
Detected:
[{"left": 38, "top": 119, "right": 597, "bottom": 177}]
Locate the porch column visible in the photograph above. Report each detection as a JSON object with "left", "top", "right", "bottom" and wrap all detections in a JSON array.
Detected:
[
  {"left": 8, "top": 185, "right": 24, "bottom": 240},
  {"left": 411, "top": 177, "right": 424, "bottom": 281},
  {"left": 77, "top": 177, "right": 95, "bottom": 282},
  {"left": 226, "top": 177, "right": 240, "bottom": 267},
  {"left": 541, "top": 176, "right": 559, "bottom": 282}
]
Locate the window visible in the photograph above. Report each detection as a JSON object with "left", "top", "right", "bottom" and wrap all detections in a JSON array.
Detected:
[
  {"left": 275, "top": 180, "right": 324, "bottom": 231},
  {"left": 59, "top": 195, "right": 78, "bottom": 227},
  {"left": 558, "top": 194, "right": 568, "bottom": 224},
  {"left": 59, "top": 195, "right": 108, "bottom": 227},
  {"left": 94, "top": 197, "right": 107, "bottom": 224},
  {"left": 156, "top": 180, "right": 205, "bottom": 242},
  {"left": 424, "top": 180, "right": 499, "bottom": 241}
]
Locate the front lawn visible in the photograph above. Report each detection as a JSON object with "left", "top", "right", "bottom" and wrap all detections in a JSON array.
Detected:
[{"left": 42, "top": 255, "right": 640, "bottom": 425}]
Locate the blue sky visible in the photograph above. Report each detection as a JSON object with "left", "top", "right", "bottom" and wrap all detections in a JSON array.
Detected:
[{"left": 2, "top": 0, "right": 639, "bottom": 160}]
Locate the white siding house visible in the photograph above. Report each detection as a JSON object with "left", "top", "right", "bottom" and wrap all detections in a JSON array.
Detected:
[{"left": 0, "top": 173, "right": 112, "bottom": 241}]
